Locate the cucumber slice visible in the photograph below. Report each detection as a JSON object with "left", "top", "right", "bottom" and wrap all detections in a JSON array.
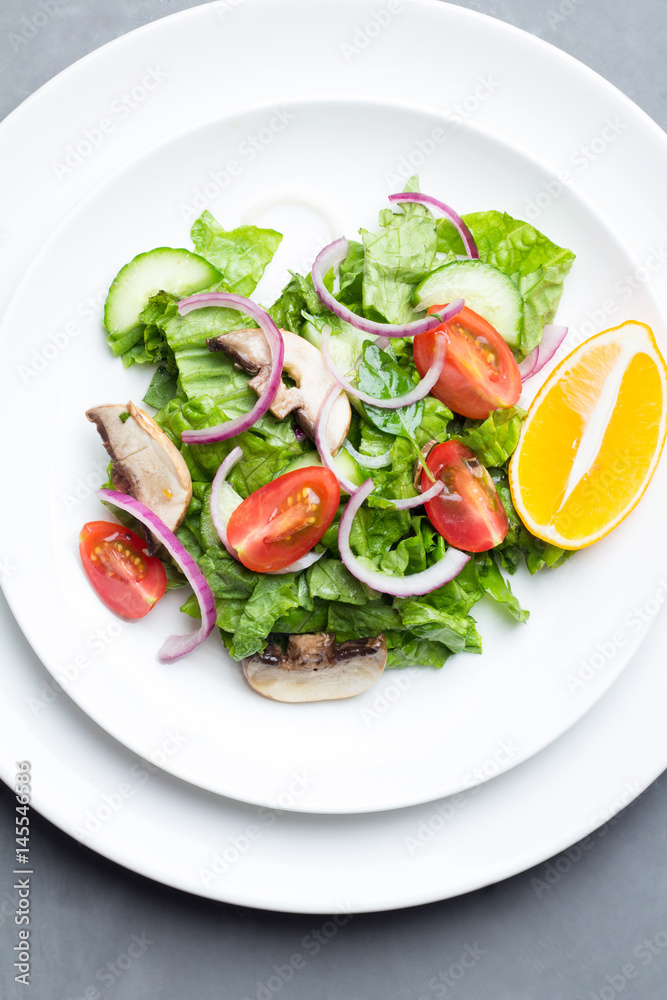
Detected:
[
  {"left": 413, "top": 260, "right": 522, "bottom": 348},
  {"left": 283, "top": 449, "right": 363, "bottom": 487},
  {"left": 104, "top": 248, "right": 222, "bottom": 337}
]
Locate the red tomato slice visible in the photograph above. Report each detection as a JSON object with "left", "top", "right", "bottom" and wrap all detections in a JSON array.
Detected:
[
  {"left": 422, "top": 441, "right": 509, "bottom": 552},
  {"left": 413, "top": 304, "right": 521, "bottom": 419},
  {"left": 79, "top": 520, "right": 167, "bottom": 619},
  {"left": 227, "top": 467, "right": 340, "bottom": 573}
]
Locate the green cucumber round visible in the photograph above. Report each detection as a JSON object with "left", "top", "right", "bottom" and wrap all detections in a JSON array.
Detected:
[
  {"left": 413, "top": 259, "right": 522, "bottom": 348},
  {"left": 104, "top": 247, "right": 221, "bottom": 337}
]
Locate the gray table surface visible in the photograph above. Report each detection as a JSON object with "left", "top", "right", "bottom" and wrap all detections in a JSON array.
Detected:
[{"left": 1, "top": 1, "right": 667, "bottom": 997}]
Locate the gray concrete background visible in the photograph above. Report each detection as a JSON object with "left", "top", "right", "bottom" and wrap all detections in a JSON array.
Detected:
[{"left": 1, "top": 1, "right": 667, "bottom": 997}]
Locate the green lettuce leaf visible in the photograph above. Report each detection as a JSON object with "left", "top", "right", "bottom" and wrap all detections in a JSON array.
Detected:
[
  {"left": 143, "top": 364, "right": 179, "bottom": 410},
  {"left": 357, "top": 342, "right": 424, "bottom": 440},
  {"left": 156, "top": 394, "right": 303, "bottom": 494},
  {"left": 437, "top": 211, "right": 575, "bottom": 356},
  {"left": 326, "top": 602, "right": 403, "bottom": 641},
  {"left": 475, "top": 553, "right": 529, "bottom": 623},
  {"left": 307, "top": 558, "right": 380, "bottom": 604},
  {"left": 229, "top": 574, "right": 302, "bottom": 659},
  {"left": 415, "top": 396, "right": 454, "bottom": 447},
  {"left": 337, "top": 240, "right": 365, "bottom": 311},
  {"left": 395, "top": 598, "right": 481, "bottom": 654},
  {"left": 272, "top": 602, "right": 329, "bottom": 635},
  {"left": 385, "top": 636, "right": 453, "bottom": 670},
  {"left": 362, "top": 201, "right": 437, "bottom": 324},
  {"left": 190, "top": 211, "right": 282, "bottom": 298},
  {"left": 268, "top": 271, "right": 327, "bottom": 334},
  {"left": 460, "top": 406, "right": 525, "bottom": 467}
]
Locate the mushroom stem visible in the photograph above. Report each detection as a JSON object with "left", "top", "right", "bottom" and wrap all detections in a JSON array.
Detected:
[{"left": 209, "top": 328, "right": 352, "bottom": 454}]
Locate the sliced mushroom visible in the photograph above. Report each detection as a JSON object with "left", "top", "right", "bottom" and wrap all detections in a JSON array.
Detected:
[
  {"left": 209, "top": 328, "right": 351, "bottom": 454},
  {"left": 242, "top": 633, "right": 387, "bottom": 703},
  {"left": 86, "top": 401, "right": 192, "bottom": 533}
]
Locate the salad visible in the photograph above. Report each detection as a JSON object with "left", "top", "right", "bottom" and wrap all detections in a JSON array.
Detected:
[{"left": 81, "top": 179, "right": 577, "bottom": 702}]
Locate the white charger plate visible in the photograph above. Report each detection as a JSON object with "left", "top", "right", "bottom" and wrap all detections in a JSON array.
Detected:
[{"left": 2, "top": 0, "right": 667, "bottom": 818}]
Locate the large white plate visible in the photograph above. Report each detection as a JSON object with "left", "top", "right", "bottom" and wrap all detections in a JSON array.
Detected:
[
  {"left": 2, "top": 1, "right": 667, "bottom": 817},
  {"left": 2, "top": 582, "right": 667, "bottom": 914}
]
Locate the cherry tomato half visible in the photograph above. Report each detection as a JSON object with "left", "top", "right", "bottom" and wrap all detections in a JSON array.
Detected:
[
  {"left": 422, "top": 441, "right": 509, "bottom": 552},
  {"left": 227, "top": 467, "right": 341, "bottom": 573},
  {"left": 79, "top": 521, "right": 167, "bottom": 619},
  {"left": 413, "top": 304, "right": 521, "bottom": 419}
]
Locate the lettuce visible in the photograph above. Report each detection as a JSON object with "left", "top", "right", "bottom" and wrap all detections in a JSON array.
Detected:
[
  {"left": 307, "top": 558, "right": 380, "bottom": 604},
  {"left": 107, "top": 211, "right": 282, "bottom": 369},
  {"left": 362, "top": 201, "right": 437, "bottom": 324},
  {"left": 228, "top": 574, "right": 303, "bottom": 660},
  {"left": 190, "top": 211, "right": 282, "bottom": 298},
  {"left": 460, "top": 406, "right": 525, "bottom": 467},
  {"left": 268, "top": 274, "right": 316, "bottom": 333},
  {"left": 156, "top": 394, "right": 303, "bottom": 495},
  {"left": 357, "top": 342, "right": 424, "bottom": 440},
  {"left": 437, "top": 210, "right": 575, "bottom": 356},
  {"left": 100, "top": 190, "right": 571, "bottom": 670}
]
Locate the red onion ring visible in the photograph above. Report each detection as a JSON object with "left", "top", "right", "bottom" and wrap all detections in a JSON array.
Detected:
[
  {"left": 388, "top": 192, "right": 479, "bottom": 259},
  {"left": 321, "top": 327, "right": 446, "bottom": 409},
  {"left": 311, "top": 238, "right": 464, "bottom": 337},
  {"left": 390, "top": 480, "right": 444, "bottom": 510},
  {"left": 210, "top": 446, "right": 244, "bottom": 560},
  {"left": 343, "top": 439, "right": 391, "bottom": 469},
  {"left": 315, "top": 385, "right": 359, "bottom": 495},
  {"left": 176, "top": 293, "right": 285, "bottom": 444},
  {"left": 338, "top": 480, "right": 470, "bottom": 596},
  {"left": 98, "top": 489, "right": 217, "bottom": 662},
  {"left": 518, "top": 324, "right": 568, "bottom": 380},
  {"left": 269, "top": 550, "right": 324, "bottom": 575}
]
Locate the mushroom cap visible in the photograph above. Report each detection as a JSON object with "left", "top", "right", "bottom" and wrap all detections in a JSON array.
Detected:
[
  {"left": 86, "top": 402, "right": 192, "bottom": 533},
  {"left": 242, "top": 633, "right": 387, "bottom": 703},
  {"left": 209, "top": 328, "right": 351, "bottom": 454}
]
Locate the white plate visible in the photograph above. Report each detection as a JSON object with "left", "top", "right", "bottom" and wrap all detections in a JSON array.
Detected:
[
  {"left": 2, "top": 1, "right": 667, "bottom": 818},
  {"left": 2, "top": 580, "right": 667, "bottom": 915},
  {"left": 3, "top": 96, "right": 667, "bottom": 817}
]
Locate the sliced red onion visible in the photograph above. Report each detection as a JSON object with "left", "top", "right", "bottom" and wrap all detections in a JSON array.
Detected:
[
  {"left": 315, "top": 385, "right": 359, "bottom": 495},
  {"left": 343, "top": 438, "right": 391, "bottom": 469},
  {"left": 518, "top": 324, "right": 568, "bottom": 381},
  {"left": 388, "top": 192, "right": 479, "bottom": 259},
  {"left": 176, "top": 293, "right": 285, "bottom": 444},
  {"left": 321, "top": 326, "right": 446, "bottom": 409},
  {"left": 210, "top": 446, "right": 244, "bottom": 560},
  {"left": 269, "top": 550, "right": 324, "bottom": 575},
  {"left": 338, "top": 480, "right": 470, "bottom": 596},
  {"left": 390, "top": 480, "right": 444, "bottom": 510},
  {"left": 311, "top": 238, "right": 463, "bottom": 337},
  {"left": 97, "top": 489, "right": 216, "bottom": 662}
]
